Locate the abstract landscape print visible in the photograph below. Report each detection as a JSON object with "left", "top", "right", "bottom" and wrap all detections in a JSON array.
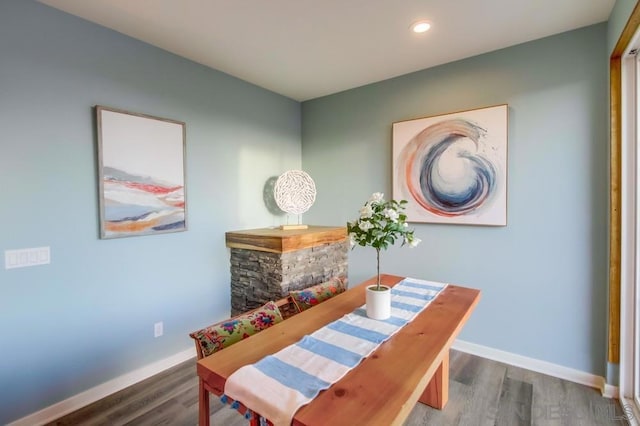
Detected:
[
  {"left": 96, "top": 106, "right": 187, "bottom": 238},
  {"left": 393, "top": 104, "right": 508, "bottom": 226}
]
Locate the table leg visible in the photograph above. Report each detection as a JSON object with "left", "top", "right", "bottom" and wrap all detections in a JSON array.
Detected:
[
  {"left": 419, "top": 350, "right": 449, "bottom": 409},
  {"left": 199, "top": 378, "right": 210, "bottom": 426}
]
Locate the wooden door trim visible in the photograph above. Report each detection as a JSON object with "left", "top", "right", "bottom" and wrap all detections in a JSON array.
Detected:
[{"left": 609, "top": 1, "right": 640, "bottom": 363}]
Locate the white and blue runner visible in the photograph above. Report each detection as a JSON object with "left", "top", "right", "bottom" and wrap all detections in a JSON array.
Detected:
[{"left": 223, "top": 278, "right": 447, "bottom": 426}]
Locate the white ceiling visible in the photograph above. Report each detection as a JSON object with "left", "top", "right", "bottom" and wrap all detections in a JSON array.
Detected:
[{"left": 39, "top": 0, "right": 615, "bottom": 101}]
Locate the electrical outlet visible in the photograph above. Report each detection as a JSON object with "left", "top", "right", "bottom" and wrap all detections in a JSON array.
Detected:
[{"left": 154, "top": 322, "right": 163, "bottom": 338}]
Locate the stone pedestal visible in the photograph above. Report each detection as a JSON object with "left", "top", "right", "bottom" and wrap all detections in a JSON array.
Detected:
[{"left": 226, "top": 226, "right": 348, "bottom": 315}]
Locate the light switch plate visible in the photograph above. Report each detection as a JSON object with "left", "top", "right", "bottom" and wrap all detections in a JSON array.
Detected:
[{"left": 5, "top": 247, "right": 50, "bottom": 269}]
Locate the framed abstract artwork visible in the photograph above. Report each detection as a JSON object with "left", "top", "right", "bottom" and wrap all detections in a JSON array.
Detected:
[
  {"left": 393, "top": 104, "right": 508, "bottom": 226},
  {"left": 96, "top": 106, "right": 187, "bottom": 239}
]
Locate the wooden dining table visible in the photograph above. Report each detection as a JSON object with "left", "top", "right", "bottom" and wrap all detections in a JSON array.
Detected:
[{"left": 196, "top": 274, "right": 480, "bottom": 425}]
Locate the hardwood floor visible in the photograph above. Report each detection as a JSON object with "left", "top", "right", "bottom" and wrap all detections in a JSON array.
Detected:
[{"left": 47, "top": 350, "right": 628, "bottom": 426}]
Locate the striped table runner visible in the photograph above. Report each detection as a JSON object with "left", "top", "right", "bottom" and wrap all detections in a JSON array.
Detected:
[{"left": 223, "top": 278, "right": 447, "bottom": 426}]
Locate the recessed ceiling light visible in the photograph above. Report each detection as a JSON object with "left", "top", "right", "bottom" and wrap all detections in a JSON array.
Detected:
[{"left": 411, "top": 21, "right": 431, "bottom": 33}]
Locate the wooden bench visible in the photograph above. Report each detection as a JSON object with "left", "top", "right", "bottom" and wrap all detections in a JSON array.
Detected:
[
  {"left": 189, "top": 296, "right": 299, "bottom": 360},
  {"left": 188, "top": 296, "right": 299, "bottom": 425}
]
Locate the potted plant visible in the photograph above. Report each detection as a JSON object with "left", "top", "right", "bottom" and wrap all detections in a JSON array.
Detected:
[{"left": 347, "top": 192, "right": 421, "bottom": 319}]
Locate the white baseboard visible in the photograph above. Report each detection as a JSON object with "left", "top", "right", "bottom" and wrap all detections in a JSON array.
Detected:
[
  {"left": 452, "top": 340, "right": 619, "bottom": 398},
  {"left": 604, "top": 383, "right": 620, "bottom": 399},
  {"left": 9, "top": 347, "right": 195, "bottom": 426}
]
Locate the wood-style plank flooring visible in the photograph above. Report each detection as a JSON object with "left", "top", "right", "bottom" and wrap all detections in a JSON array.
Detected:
[{"left": 47, "top": 350, "right": 628, "bottom": 426}]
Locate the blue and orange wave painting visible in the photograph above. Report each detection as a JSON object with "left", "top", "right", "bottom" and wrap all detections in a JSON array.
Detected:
[
  {"left": 102, "top": 167, "right": 185, "bottom": 237},
  {"left": 396, "top": 119, "right": 498, "bottom": 218}
]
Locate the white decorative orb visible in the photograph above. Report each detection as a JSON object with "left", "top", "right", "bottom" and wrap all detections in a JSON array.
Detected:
[{"left": 274, "top": 170, "right": 316, "bottom": 215}]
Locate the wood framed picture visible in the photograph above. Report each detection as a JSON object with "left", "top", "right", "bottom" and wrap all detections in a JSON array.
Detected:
[
  {"left": 393, "top": 104, "right": 508, "bottom": 226},
  {"left": 96, "top": 106, "right": 187, "bottom": 239}
]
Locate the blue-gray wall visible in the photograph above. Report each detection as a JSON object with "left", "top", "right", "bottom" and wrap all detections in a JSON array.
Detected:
[
  {"left": 302, "top": 24, "right": 609, "bottom": 375},
  {"left": 0, "top": 1, "right": 300, "bottom": 423}
]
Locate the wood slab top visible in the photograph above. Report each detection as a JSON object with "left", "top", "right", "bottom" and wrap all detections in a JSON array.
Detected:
[
  {"left": 225, "top": 225, "right": 347, "bottom": 253},
  {"left": 197, "top": 274, "right": 480, "bottom": 425}
]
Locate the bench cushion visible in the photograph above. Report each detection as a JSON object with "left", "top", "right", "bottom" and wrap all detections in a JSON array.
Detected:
[
  {"left": 190, "top": 301, "right": 283, "bottom": 357},
  {"left": 290, "top": 277, "right": 347, "bottom": 312}
]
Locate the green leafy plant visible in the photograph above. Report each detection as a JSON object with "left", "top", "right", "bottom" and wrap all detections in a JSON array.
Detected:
[{"left": 347, "top": 192, "right": 421, "bottom": 290}]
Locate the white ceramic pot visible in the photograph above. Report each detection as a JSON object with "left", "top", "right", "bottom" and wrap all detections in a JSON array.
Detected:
[{"left": 366, "top": 285, "right": 391, "bottom": 320}]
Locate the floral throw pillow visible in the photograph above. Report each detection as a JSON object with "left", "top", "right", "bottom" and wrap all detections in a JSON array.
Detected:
[
  {"left": 190, "top": 301, "right": 283, "bottom": 357},
  {"left": 290, "top": 277, "right": 347, "bottom": 312}
]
